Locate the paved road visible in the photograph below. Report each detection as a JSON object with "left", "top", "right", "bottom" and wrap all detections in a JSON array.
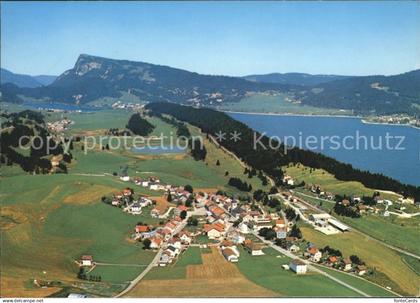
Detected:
[
  {"left": 115, "top": 217, "right": 189, "bottom": 297},
  {"left": 291, "top": 190, "right": 420, "bottom": 260},
  {"left": 219, "top": 198, "right": 371, "bottom": 296},
  {"left": 252, "top": 232, "right": 371, "bottom": 297},
  {"left": 114, "top": 248, "right": 163, "bottom": 298}
]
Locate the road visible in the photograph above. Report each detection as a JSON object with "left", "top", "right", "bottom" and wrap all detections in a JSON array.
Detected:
[
  {"left": 114, "top": 216, "right": 189, "bottom": 297},
  {"left": 217, "top": 197, "right": 370, "bottom": 296},
  {"left": 114, "top": 248, "right": 163, "bottom": 298},
  {"left": 252, "top": 232, "right": 371, "bottom": 297},
  {"left": 291, "top": 190, "right": 420, "bottom": 260}
]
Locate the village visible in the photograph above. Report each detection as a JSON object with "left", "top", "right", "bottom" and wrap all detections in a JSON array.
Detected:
[{"left": 76, "top": 173, "right": 384, "bottom": 284}]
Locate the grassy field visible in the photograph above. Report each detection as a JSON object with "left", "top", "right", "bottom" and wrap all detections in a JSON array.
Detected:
[
  {"left": 284, "top": 165, "right": 400, "bottom": 200},
  {"left": 339, "top": 215, "right": 420, "bottom": 256},
  {"left": 127, "top": 247, "right": 277, "bottom": 297},
  {"left": 1, "top": 109, "right": 267, "bottom": 296},
  {"left": 0, "top": 173, "right": 159, "bottom": 297},
  {"left": 301, "top": 227, "right": 419, "bottom": 296},
  {"left": 291, "top": 185, "right": 419, "bottom": 257},
  {"left": 401, "top": 255, "right": 420, "bottom": 276},
  {"left": 314, "top": 266, "right": 396, "bottom": 297},
  {"left": 237, "top": 247, "right": 362, "bottom": 297},
  {"left": 144, "top": 247, "right": 203, "bottom": 280},
  {"left": 217, "top": 94, "right": 353, "bottom": 115}
]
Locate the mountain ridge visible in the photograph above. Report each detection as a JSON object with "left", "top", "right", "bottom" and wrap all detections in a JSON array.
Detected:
[{"left": 0, "top": 68, "right": 57, "bottom": 88}]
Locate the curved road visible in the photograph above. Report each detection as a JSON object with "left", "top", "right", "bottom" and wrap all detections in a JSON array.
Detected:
[{"left": 115, "top": 218, "right": 189, "bottom": 297}]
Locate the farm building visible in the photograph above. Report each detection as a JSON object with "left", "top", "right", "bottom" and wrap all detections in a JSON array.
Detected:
[
  {"left": 289, "top": 259, "right": 307, "bottom": 274},
  {"left": 244, "top": 240, "right": 264, "bottom": 256},
  {"left": 80, "top": 255, "right": 93, "bottom": 267},
  {"left": 222, "top": 248, "right": 239, "bottom": 262},
  {"left": 327, "top": 218, "right": 350, "bottom": 232}
]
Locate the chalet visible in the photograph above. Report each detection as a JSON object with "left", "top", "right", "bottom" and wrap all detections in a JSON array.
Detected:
[
  {"left": 222, "top": 248, "right": 239, "bottom": 263},
  {"left": 135, "top": 225, "right": 150, "bottom": 233},
  {"left": 357, "top": 265, "right": 367, "bottom": 276},
  {"left": 164, "top": 222, "right": 177, "bottom": 233},
  {"left": 123, "top": 188, "right": 132, "bottom": 196},
  {"left": 150, "top": 237, "right": 163, "bottom": 249},
  {"left": 209, "top": 205, "right": 226, "bottom": 219},
  {"left": 244, "top": 240, "right": 264, "bottom": 256},
  {"left": 178, "top": 231, "right": 192, "bottom": 244},
  {"left": 358, "top": 204, "right": 367, "bottom": 213},
  {"left": 159, "top": 251, "right": 171, "bottom": 266},
  {"left": 140, "top": 230, "right": 157, "bottom": 239},
  {"left": 343, "top": 258, "right": 352, "bottom": 271},
  {"left": 80, "top": 255, "right": 93, "bottom": 267},
  {"left": 204, "top": 223, "right": 225, "bottom": 239},
  {"left": 168, "top": 237, "right": 182, "bottom": 249},
  {"left": 289, "top": 259, "right": 307, "bottom": 274},
  {"left": 328, "top": 256, "right": 339, "bottom": 264},
  {"left": 130, "top": 202, "right": 142, "bottom": 213},
  {"left": 307, "top": 247, "right": 322, "bottom": 262},
  {"left": 229, "top": 232, "right": 246, "bottom": 244},
  {"left": 238, "top": 222, "right": 250, "bottom": 234},
  {"left": 151, "top": 208, "right": 160, "bottom": 218},
  {"left": 166, "top": 245, "right": 180, "bottom": 257},
  {"left": 287, "top": 244, "right": 300, "bottom": 253},
  {"left": 274, "top": 227, "right": 287, "bottom": 239},
  {"left": 275, "top": 219, "right": 286, "bottom": 228},
  {"left": 139, "top": 197, "right": 153, "bottom": 207},
  {"left": 220, "top": 240, "right": 235, "bottom": 249},
  {"left": 111, "top": 198, "right": 120, "bottom": 206},
  {"left": 282, "top": 175, "right": 295, "bottom": 186}
]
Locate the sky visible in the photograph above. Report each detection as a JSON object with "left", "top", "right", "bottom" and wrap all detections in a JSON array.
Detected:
[{"left": 1, "top": 1, "right": 419, "bottom": 77}]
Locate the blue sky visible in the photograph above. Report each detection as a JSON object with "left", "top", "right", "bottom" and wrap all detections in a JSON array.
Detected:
[{"left": 1, "top": 1, "right": 419, "bottom": 76}]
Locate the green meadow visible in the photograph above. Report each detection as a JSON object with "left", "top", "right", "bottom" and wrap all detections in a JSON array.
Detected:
[
  {"left": 217, "top": 94, "right": 353, "bottom": 115},
  {"left": 236, "top": 247, "right": 362, "bottom": 297}
]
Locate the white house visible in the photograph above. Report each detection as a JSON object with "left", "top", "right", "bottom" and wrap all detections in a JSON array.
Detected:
[
  {"left": 159, "top": 252, "right": 171, "bottom": 266},
  {"left": 307, "top": 247, "right": 322, "bottom": 262},
  {"left": 244, "top": 240, "right": 264, "bottom": 256},
  {"left": 238, "top": 222, "right": 250, "bottom": 234},
  {"left": 343, "top": 259, "right": 352, "bottom": 271},
  {"left": 289, "top": 259, "right": 307, "bottom": 274},
  {"left": 120, "top": 176, "right": 130, "bottom": 182},
  {"left": 130, "top": 202, "right": 142, "bottom": 213},
  {"left": 288, "top": 244, "right": 300, "bottom": 253},
  {"left": 178, "top": 231, "right": 192, "bottom": 244},
  {"left": 166, "top": 245, "right": 180, "bottom": 257},
  {"left": 80, "top": 255, "right": 93, "bottom": 267}
]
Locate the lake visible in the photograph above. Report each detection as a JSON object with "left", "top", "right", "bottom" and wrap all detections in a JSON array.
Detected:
[{"left": 230, "top": 113, "right": 420, "bottom": 186}]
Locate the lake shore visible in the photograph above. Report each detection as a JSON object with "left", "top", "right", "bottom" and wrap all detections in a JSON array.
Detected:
[
  {"left": 222, "top": 110, "right": 419, "bottom": 130},
  {"left": 221, "top": 110, "right": 360, "bottom": 119}
]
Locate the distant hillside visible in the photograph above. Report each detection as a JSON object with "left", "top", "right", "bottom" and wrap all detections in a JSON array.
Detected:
[
  {"left": 33, "top": 74, "right": 57, "bottom": 86},
  {"left": 0, "top": 54, "right": 293, "bottom": 105},
  {"left": 299, "top": 70, "right": 420, "bottom": 115},
  {"left": 243, "top": 72, "right": 351, "bottom": 86},
  {"left": 0, "top": 68, "right": 56, "bottom": 88},
  {"left": 1, "top": 56, "right": 418, "bottom": 115}
]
